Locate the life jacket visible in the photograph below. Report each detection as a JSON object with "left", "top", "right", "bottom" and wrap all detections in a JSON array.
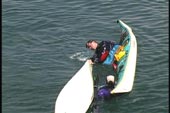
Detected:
[
  {"left": 100, "top": 51, "right": 109, "bottom": 62},
  {"left": 114, "top": 45, "right": 126, "bottom": 62}
]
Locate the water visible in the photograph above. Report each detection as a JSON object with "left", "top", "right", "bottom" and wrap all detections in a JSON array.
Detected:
[{"left": 2, "top": 0, "right": 168, "bottom": 113}]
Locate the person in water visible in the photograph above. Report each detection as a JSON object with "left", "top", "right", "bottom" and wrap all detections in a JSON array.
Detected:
[
  {"left": 86, "top": 40, "right": 119, "bottom": 65},
  {"left": 97, "top": 75, "right": 115, "bottom": 99}
]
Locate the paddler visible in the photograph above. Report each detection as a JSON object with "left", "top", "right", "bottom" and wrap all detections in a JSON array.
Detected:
[
  {"left": 97, "top": 75, "right": 115, "bottom": 99},
  {"left": 86, "top": 40, "right": 120, "bottom": 65}
]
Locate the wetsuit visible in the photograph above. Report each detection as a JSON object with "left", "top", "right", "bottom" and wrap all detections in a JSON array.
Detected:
[{"left": 90, "top": 41, "right": 116, "bottom": 63}]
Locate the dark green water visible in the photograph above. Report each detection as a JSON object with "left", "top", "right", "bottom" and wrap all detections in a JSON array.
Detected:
[{"left": 2, "top": 0, "right": 168, "bottom": 113}]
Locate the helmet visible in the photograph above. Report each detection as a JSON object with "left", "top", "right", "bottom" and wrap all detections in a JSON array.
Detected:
[
  {"left": 106, "top": 75, "right": 115, "bottom": 83},
  {"left": 106, "top": 75, "right": 115, "bottom": 85}
]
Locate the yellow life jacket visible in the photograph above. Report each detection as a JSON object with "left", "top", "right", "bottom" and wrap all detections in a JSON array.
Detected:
[{"left": 114, "top": 46, "right": 126, "bottom": 62}]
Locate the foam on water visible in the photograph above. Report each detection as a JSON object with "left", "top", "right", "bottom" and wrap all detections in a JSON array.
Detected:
[{"left": 69, "top": 51, "right": 90, "bottom": 61}]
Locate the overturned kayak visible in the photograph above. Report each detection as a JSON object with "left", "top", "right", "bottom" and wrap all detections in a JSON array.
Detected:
[
  {"left": 110, "top": 20, "right": 137, "bottom": 94},
  {"left": 54, "top": 20, "right": 137, "bottom": 113}
]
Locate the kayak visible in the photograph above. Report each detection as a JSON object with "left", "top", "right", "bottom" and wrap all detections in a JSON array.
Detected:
[
  {"left": 110, "top": 20, "right": 137, "bottom": 94},
  {"left": 54, "top": 60, "right": 94, "bottom": 113}
]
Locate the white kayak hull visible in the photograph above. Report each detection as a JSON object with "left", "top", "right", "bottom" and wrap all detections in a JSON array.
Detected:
[{"left": 55, "top": 60, "right": 94, "bottom": 113}]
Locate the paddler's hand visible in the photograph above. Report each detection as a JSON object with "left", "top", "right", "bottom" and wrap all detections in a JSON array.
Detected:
[{"left": 87, "top": 59, "right": 94, "bottom": 65}]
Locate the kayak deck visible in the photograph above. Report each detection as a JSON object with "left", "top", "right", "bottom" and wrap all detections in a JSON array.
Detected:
[{"left": 111, "top": 20, "right": 137, "bottom": 94}]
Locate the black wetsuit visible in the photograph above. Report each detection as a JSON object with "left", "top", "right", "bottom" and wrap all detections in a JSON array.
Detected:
[{"left": 90, "top": 41, "right": 116, "bottom": 63}]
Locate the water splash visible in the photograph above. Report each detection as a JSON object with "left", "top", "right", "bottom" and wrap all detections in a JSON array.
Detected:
[{"left": 69, "top": 51, "right": 90, "bottom": 62}]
